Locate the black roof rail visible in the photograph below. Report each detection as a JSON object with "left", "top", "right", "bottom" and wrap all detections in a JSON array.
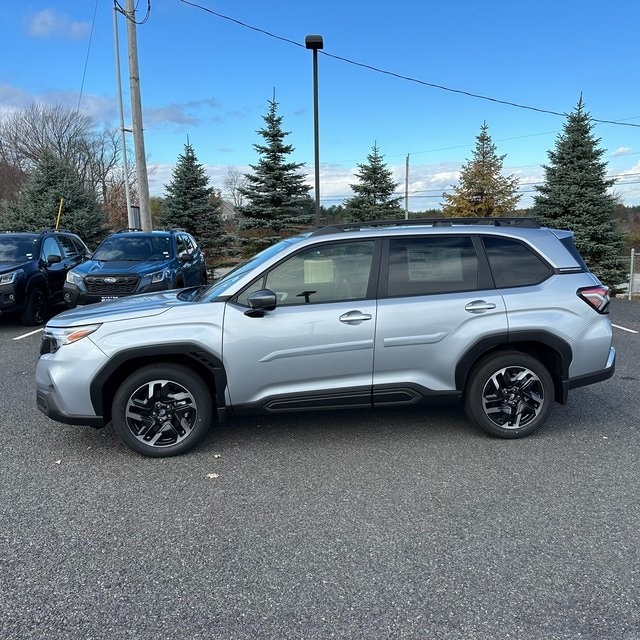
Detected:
[
  {"left": 114, "top": 227, "right": 144, "bottom": 233},
  {"left": 310, "top": 217, "right": 539, "bottom": 236}
]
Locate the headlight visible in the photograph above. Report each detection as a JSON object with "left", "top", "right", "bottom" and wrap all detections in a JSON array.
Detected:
[
  {"left": 150, "top": 270, "right": 168, "bottom": 283},
  {"left": 0, "top": 269, "right": 22, "bottom": 285},
  {"left": 65, "top": 271, "right": 84, "bottom": 286},
  {"left": 42, "top": 324, "right": 101, "bottom": 354}
]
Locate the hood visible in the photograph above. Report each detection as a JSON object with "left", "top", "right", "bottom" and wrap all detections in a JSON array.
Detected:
[
  {"left": 0, "top": 260, "right": 32, "bottom": 274},
  {"left": 47, "top": 290, "right": 186, "bottom": 327},
  {"left": 74, "top": 259, "right": 169, "bottom": 276}
]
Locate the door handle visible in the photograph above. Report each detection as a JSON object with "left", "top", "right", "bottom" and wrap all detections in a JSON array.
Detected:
[
  {"left": 339, "top": 311, "right": 372, "bottom": 324},
  {"left": 465, "top": 300, "right": 496, "bottom": 313}
]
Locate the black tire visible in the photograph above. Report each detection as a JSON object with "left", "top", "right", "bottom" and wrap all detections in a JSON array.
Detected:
[
  {"left": 111, "top": 364, "right": 213, "bottom": 457},
  {"left": 20, "top": 287, "right": 47, "bottom": 325},
  {"left": 464, "top": 351, "right": 554, "bottom": 439}
]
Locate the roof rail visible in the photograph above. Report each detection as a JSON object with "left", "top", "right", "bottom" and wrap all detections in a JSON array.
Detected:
[
  {"left": 310, "top": 217, "right": 539, "bottom": 236},
  {"left": 114, "top": 228, "right": 144, "bottom": 233}
]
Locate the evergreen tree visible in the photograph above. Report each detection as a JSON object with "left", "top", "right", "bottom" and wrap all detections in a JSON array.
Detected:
[
  {"left": 238, "top": 98, "right": 313, "bottom": 255},
  {"left": 442, "top": 122, "right": 520, "bottom": 217},
  {"left": 0, "top": 150, "right": 105, "bottom": 247},
  {"left": 161, "top": 142, "right": 227, "bottom": 265},
  {"left": 343, "top": 143, "right": 403, "bottom": 221},
  {"left": 531, "top": 98, "right": 627, "bottom": 288}
]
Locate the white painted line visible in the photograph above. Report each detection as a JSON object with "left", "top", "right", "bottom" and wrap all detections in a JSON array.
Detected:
[
  {"left": 13, "top": 328, "right": 43, "bottom": 341},
  {"left": 612, "top": 323, "right": 639, "bottom": 334}
]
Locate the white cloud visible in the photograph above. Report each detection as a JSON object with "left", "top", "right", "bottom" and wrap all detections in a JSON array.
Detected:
[
  {"left": 26, "top": 9, "right": 90, "bottom": 40},
  {"left": 611, "top": 147, "right": 633, "bottom": 158}
]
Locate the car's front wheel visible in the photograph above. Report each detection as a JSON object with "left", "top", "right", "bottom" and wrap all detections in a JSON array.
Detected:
[
  {"left": 111, "top": 364, "right": 213, "bottom": 457},
  {"left": 20, "top": 287, "right": 47, "bottom": 325},
  {"left": 464, "top": 351, "right": 554, "bottom": 438}
]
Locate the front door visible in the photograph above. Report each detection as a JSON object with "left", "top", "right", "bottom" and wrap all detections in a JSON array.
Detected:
[{"left": 222, "top": 239, "right": 379, "bottom": 411}]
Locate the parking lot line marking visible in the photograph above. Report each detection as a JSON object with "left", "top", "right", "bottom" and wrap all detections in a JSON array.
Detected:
[
  {"left": 13, "top": 328, "right": 43, "bottom": 341},
  {"left": 612, "top": 323, "right": 639, "bottom": 334}
]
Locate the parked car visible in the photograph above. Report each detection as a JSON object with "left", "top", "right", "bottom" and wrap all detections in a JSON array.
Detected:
[
  {"left": 36, "top": 218, "right": 615, "bottom": 457},
  {"left": 0, "top": 229, "right": 90, "bottom": 325},
  {"left": 63, "top": 228, "right": 207, "bottom": 307}
]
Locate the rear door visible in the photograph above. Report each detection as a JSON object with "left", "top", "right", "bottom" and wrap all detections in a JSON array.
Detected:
[{"left": 373, "top": 234, "right": 507, "bottom": 401}]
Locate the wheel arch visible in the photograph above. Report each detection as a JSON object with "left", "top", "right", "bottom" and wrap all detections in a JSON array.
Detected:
[
  {"left": 455, "top": 331, "right": 572, "bottom": 404},
  {"left": 90, "top": 343, "right": 227, "bottom": 423},
  {"left": 25, "top": 271, "right": 49, "bottom": 296}
]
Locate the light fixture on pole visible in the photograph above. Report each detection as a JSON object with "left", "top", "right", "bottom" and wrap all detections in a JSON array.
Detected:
[{"left": 305, "top": 34, "right": 323, "bottom": 225}]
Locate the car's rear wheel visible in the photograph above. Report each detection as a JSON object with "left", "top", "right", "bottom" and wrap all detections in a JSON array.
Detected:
[
  {"left": 20, "top": 287, "right": 47, "bottom": 325},
  {"left": 464, "top": 351, "right": 554, "bottom": 438},
  {"left": 111, "top": 364, "right": 213, "bottom": 457}
]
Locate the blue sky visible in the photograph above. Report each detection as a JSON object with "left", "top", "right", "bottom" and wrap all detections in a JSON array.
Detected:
[{"left": 2, "top": 0, "right": 640, "bottom": 210}]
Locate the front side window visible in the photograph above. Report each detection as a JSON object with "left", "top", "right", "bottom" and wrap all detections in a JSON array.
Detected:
[
  {"left": 386, "top": 236, "right": 479, "bottom": 296},
  {"left": 237, "top": 240, "right": 376, "bottom": 306},
  {"left": 42, "top": 237, "right": 62, "bottom": 261}
]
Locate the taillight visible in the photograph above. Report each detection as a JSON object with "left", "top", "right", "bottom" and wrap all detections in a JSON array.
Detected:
[{"left": 577, "top": 286, "right": 610, "bottom": 313}]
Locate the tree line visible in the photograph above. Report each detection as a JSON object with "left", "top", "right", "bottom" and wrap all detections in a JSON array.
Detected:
[{"left": 0, "top": 97, "right": 631, "bottom": 287}]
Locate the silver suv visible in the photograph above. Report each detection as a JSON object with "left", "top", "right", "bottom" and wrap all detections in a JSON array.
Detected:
[{"left": 35, "top": 218, "right": 615, "bottom": 457}]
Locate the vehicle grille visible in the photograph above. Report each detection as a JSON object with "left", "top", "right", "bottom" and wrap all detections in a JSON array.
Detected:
[{"left": 84, "top": 274, "right": 140, "bottom": 295}]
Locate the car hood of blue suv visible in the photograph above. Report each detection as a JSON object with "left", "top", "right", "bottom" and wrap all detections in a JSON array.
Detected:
[
  {"left": 0, "top": 259, "right": 32, "bottom": 274},
  {"left": 72, "top": 258, "right": 171, "bottom": 277}
]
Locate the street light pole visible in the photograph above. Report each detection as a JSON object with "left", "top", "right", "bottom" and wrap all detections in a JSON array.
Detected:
[{"left": 305, "top": 34, "right": 323, "bottom": 226}]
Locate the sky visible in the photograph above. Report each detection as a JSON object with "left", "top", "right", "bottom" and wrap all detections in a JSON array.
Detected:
[{"left": 2, "top": 0, "right": 640, "bottom": 211}]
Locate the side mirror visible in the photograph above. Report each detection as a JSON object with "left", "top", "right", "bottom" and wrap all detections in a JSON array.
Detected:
[
  {"left": 46, "top": 254, "right": 62, "bottom": 265},
  {"left": 245, "top": 289, "right": 277, "bottom": 317},
  {"left": 179, "top": 252, "right": 195, "bottom": 262}
]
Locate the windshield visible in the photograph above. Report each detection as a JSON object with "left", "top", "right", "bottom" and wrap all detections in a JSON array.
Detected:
[
  {"left": 0, "top": 237, "right": 38, "bottom": 263},
  {"left": 200, "top": 234, "right": 311, "bottom": 300},
  {"left": 93, "top": 235, "right": 173, "bottom": 261}
]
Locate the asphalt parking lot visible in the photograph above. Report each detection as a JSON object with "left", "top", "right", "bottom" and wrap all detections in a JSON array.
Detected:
[{"left": 1, "top": 300, "right": 639, "bottom": 640}]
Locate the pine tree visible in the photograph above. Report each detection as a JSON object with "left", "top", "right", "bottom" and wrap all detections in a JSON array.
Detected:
[
  {"left": 531, "top": 98, "right": 627, "bottom": 288},
  {"left": 343, "top": 143, "right": 403, "bottom": 221},
  {"left": 238, "top": 98, "right": 313, "bottom": 255},
  {"left": 442, "top": 122, "right": 520, "bottom": 217},
  {"left": 161, "top": 142, "right": 226, "bottom": 265},
  {"left": 0, "top": 150, "right": 105, "bottom": 247}
]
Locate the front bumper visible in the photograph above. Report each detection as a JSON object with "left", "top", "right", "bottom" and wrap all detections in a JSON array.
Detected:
[
  {"left": 36, "top": 337, "right": 109, "bottom": 426},
  {"left": 36, "top": 387, "right": 105, "bottom": 427}
]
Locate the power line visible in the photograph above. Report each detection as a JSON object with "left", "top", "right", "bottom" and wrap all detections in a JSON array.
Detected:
[
  {"left": 179, "top": 0, "right": 640, "bottom": 129},
  {"left": 77, "top": 0, "right": 100, "bottom": 111},
  {"left": 115, "top": 0, "right": 151, "bottom": 24}
]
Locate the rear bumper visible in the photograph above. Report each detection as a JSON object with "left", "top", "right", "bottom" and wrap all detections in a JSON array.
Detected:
[{"left": 562, "top": 346, "right": 616, "bottom": 401}]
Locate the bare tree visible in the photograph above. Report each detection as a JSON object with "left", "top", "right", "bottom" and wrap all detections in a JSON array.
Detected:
[
  {"left": 0, "top": 103, "right": 123, "bottom": 204},
  {"left": 223, "top": 166, "right": 247, "bottom": 208}
]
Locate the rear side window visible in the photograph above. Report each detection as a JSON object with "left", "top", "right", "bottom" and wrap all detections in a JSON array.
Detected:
[
  {"left": 483, "top": 236, "right": 552, "bottom": 288},
  {"left": 387, "top": 236, "right": 478, "bottom": 296},
  {"left": 57, "top": 234, "right": 80, "bottom": 259}
]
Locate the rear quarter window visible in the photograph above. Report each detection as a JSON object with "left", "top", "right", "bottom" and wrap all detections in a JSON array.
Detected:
[{"left": 483, "top": 236, "right": 552, "bottom": 288}]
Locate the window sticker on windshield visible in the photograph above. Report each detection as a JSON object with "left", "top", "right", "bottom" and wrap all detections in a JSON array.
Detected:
[{"left": 408, "top": 248, "right": 463, "bottom": 282}]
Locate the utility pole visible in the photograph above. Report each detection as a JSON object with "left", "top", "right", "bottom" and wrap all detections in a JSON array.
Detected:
[
  {"left": 113, "top": 3, "right": 133, "bottom": 227},
  {"left": 125, "top": 0, "right": 152, "bottom": 231},
  {"left": 405, "top": 154, "right": 409, "bottom": 219}
]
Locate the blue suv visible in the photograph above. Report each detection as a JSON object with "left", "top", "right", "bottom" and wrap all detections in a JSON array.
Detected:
[
  {"left": 63, "top": 228, "right": 207, "bottom": 307},
  {"left": 0, "top": 229, "right": 90, "bottom": 325}
]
